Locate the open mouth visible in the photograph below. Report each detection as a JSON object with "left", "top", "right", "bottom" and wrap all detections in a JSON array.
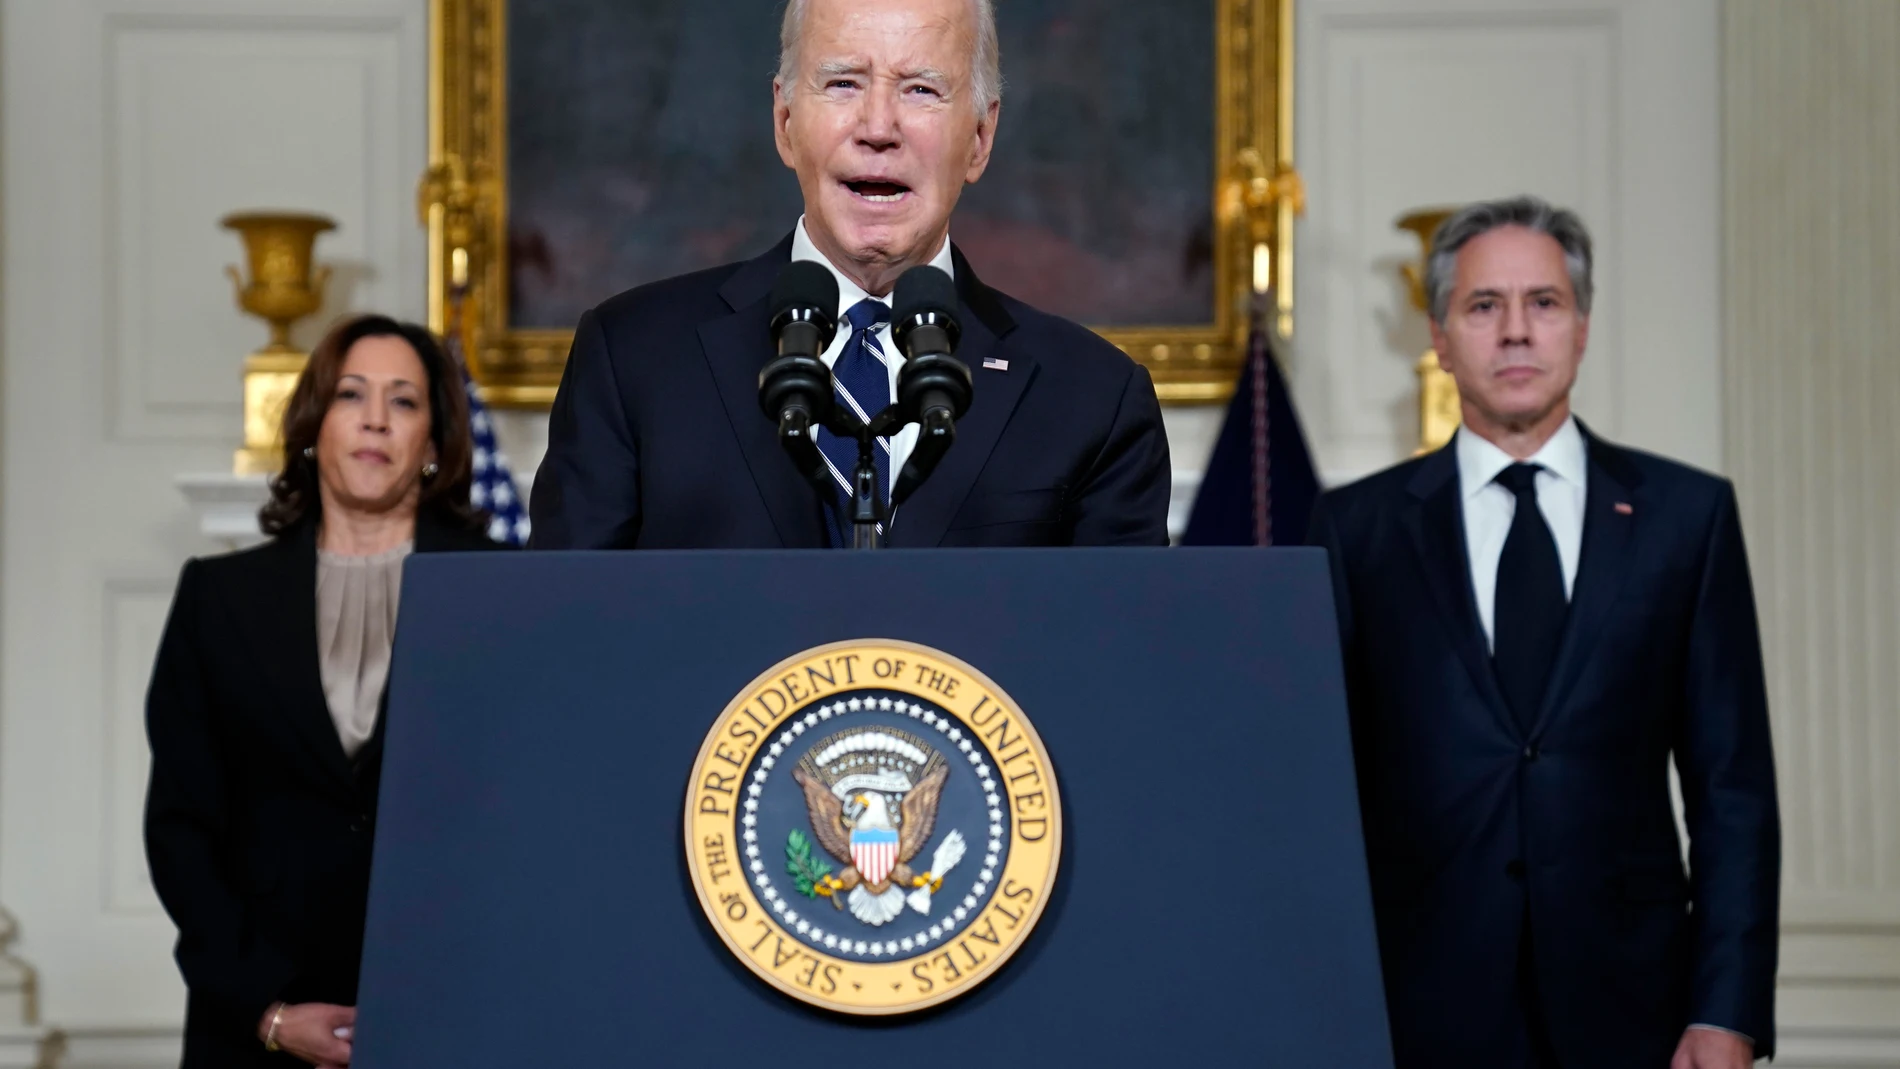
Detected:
[{"left": 843, "top": 179, "right": 912, "bottom": 204}]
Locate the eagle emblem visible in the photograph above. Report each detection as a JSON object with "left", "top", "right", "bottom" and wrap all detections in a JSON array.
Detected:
[{"left": 788, "top": 727, "right": 968, "bottom": 927}]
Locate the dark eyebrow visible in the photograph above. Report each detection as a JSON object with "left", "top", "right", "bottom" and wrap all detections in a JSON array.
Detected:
[
  {"left": 1464, "top": 288, "right": 1505, "bottom": 303},
  {"left": 338, "top": 373, "right": 421, "bottom": 389}
]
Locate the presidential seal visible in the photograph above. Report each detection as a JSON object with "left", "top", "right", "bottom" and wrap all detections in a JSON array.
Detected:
[{"left": 685, "top": 640, "right": 1060, "bottom": 1014}]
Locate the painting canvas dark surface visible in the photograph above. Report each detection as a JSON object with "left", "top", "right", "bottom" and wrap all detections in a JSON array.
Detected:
[{"left": 507, "top": 0, "right": 1214, "bottom": 330}]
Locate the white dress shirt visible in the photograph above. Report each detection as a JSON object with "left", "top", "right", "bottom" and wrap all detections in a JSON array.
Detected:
[
  {"left": 790, "top": 217, "right": 955, "bottom": 494},
  {"left": 1456, "top": 416, "right": 1588, "bottom": 652}
]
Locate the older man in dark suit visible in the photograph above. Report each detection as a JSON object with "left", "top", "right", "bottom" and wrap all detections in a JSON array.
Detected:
[
  {"left": 529, "top": 0, "right": 1170, "bottom": 549},
  {"left": 1309, "top": 197, "right": 1779, "bottom": 1068}
]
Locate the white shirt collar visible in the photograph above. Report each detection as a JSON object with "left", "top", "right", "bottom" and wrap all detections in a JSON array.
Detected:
[
  {"left": 790, "top": 216, "right": 955, "bottom": 320},
  {"left": 1456, "top": 415, "right": 1588, "bottom": 500}
]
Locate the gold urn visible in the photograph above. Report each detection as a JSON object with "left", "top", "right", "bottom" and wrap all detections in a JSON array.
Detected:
[
  {"left": 1397, "top": 207, "right": 1463, "bottom": 454},
  {"left": 221, "top": 211, "right": 336, "bottom": 475}
]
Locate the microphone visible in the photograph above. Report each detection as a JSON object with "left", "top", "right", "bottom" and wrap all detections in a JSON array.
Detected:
[
  {"left": 759, "top": 262, "right": 840, "bottom": 487},
  {"left": 890, "top": 265, "right": 973, "bottom": 505}
]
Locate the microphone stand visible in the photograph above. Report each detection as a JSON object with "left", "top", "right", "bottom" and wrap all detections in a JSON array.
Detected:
[
  {"left": 841, "top": 408, "right": 908, "bottom": 550},
  {"left": 849, "top": 434, "right": 882, "bottom": 550}
]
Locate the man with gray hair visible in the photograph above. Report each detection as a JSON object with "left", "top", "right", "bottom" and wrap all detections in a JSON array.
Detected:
[
  {"left": 1309, "top": 196, "right": 1779, "bottom": 1068},
  {"left": 530, "top": 0, "right": 1169, "bottom": 549}
]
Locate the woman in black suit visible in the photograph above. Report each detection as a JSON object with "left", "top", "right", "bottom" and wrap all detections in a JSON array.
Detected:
[{"left": 144, "top": 314, "right": 510, "bottom": 1068}]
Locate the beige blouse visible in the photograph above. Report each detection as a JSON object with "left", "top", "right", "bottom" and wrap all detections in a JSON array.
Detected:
[{"left": 316, "top": 541, "right": 412, "bottom": 758}]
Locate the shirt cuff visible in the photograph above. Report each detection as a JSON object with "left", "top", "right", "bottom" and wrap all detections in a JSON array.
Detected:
[{"left": 1688, "top": 1023, "right": 1755, "bottom": 1046}]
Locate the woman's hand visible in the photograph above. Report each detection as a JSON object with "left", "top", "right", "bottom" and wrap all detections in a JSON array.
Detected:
[{"left": 258, "top": 1002, "right": 355, "bottom": 1067}]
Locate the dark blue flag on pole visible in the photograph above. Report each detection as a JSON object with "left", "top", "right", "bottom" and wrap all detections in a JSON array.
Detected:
[{"left": 1179, "top": 311, "right": 1320, "bottom": 546}]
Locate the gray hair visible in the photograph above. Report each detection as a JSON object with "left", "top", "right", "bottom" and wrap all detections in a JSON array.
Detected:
[
  {"left": 777, "top": 0, "right": 1003, "bottom": 116},
  {"left": 1425, "top": 195, "right": 1594, "bottom": 324}
]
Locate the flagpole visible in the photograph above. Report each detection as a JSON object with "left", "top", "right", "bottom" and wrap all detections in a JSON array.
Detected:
[{"left": 1250, "top": 285, "right": 1273, "bottom": 547}]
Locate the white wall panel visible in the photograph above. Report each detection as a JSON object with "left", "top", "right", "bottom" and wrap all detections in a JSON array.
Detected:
[
  {"left": 1724, "top": 2, "right": 1900, "bottom": 1062},
  {"left": 104, "top": 9, "right": 421, "bottom": 441},
  {"left": 1293, "top": 0, "right": 1719, "bottom": 484}
]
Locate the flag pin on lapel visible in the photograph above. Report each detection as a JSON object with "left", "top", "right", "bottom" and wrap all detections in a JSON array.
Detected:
[
  {"left": 1614, "top": 502, "right": 1634, "bottom": 515},
  {"left": 982, "top": 357, "right": 1009, "bottom": 371}
]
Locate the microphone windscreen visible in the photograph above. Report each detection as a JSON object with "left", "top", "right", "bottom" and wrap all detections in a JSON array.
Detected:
[
  {"left": 893, "top": 265, "right": 958, "bottom": 326},
  {"left": 770, "top": 261, "right": 840, "bottom": 322}
]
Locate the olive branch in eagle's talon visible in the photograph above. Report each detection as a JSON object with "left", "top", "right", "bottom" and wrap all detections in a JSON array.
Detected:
[{"left": 785, "top": 829, "right": 850, "bottom": 906}]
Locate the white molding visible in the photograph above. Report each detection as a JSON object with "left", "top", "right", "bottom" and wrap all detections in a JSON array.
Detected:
[
  {"left": 97, "top": 578, "right": 176, "bottom": 919},
  {"left": 100, "top": 7, "right": 420, "bottom": 442},
  {"left": 0, "top": 1029, "right": 59, "bottom": 1069},
  {"left": 173, "top": 473, "right": 268, "bottom": 550},
  {"left": 39, "top": 1025, "right": 176, "bottom": 1069},
  {"left": 1774, "top": 1027, "right": 1900, "bottom": 1069}
]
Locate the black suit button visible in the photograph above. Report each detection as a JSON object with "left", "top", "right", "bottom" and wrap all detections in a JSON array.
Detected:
[
  {"left": 1505, "top": 859, "right": 1527, "bottom": 880},
  {"left": 1522, "top": 744, "right": 1540, "bottom": 762}
]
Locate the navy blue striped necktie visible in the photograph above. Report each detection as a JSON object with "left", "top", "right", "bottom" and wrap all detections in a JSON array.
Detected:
[{"left": 819, "top": 298, "right": 893, "bottom": 546}]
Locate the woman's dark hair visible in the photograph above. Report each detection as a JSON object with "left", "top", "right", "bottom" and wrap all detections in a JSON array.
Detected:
[{"left": 259, "top": 314, "right": 483, "bottom": 536}]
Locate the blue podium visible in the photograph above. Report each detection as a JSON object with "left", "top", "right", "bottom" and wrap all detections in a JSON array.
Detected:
[{"left": 354, "top": 548, "right": 1392, "bottom": 1066}]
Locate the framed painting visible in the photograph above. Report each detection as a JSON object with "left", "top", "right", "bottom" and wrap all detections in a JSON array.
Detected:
[{"left": 422, "top": 0, "right": 1297, "bottom": 406}]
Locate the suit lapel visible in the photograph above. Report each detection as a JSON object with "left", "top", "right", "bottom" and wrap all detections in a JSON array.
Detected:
[
  {"left": 1401, "top": 446, "right": 1518, "bottom": 737},
  {"left": 251, "top": 521, "right": 357, "bottom": 795},
  {"left": 699, "top": 234, "right": 829, "bottom": 547},
  {"left": 1530, "top": 426, "right": 1641, "bottom": 734},
  {"left": 889, "top": 247, "right": 1030, "bottom": 547}
]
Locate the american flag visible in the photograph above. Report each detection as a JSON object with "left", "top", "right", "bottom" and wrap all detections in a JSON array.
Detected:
[{"left": 464, "top": 372, "right": 530, "bottom": 546}]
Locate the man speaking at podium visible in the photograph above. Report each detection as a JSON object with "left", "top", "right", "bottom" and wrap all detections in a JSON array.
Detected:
[{"left": 529, "top": 0, "right": 1170, "bottom": 549}]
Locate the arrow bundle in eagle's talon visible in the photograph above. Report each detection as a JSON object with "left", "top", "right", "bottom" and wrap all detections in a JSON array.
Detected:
[{"left": 906, "top": 830, "right": 967, "bottom": 915}]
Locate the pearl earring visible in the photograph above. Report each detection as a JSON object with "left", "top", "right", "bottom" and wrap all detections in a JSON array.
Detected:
[
  {"left": 301, "top": 446, "right": 315, "bottom": 459},
  {"left": 421, "top": 462, "right": 439, "bottom": 478}
]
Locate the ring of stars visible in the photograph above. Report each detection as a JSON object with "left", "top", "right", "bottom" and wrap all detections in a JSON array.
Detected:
[{"left": 742, "top": 694, "right": 1009, "bottom": 962}]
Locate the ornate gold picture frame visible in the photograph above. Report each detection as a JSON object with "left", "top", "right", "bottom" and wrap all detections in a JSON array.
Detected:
[{"left": 422, "top": 0, "right": 1296, "bottom": 408}]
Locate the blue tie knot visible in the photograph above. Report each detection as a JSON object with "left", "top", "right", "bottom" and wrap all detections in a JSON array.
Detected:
[
  {"left": 845, "top": 298, "right": 890, "bottom": 334},
  {"left": 1495, "top": 462, "right": 1544, "bottom": 498}
]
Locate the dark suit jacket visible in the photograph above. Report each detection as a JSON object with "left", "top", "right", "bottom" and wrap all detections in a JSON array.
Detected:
[
  {"left": 529, "top": 235, "right": 1171, "bottom": 548},
  {"left": 144, "top": 512, "right": 508, "bottom": 1068},
  {"left": 1307, "top": 425, "right": 1779, "bottom": 1068}
]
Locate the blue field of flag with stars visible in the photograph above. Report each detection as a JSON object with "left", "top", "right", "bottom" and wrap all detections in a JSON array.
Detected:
[{"left": 464, "top": 372, "right": 530, "bottom": 546}]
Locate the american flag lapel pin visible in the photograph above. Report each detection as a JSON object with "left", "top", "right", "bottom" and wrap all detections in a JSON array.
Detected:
[
  {"left": 1614, "top": 502, "right": 1634, "bottom": 515},
  {"left": 982, "top": 357, "right": 1009, "bottom": 371}
]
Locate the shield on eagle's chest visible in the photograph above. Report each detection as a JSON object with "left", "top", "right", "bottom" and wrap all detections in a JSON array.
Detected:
[{"left": 850, "top": 826, "right": 899, "bottom": 886}]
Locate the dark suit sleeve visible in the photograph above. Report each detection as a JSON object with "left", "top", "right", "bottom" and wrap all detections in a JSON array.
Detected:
[
  {"left": 1304, "top": 495, "right": 1355, "bottom": 647},
  {"left": 1067, "top": 364, "right": 1171, "bottom": 546},
  {"left": 143, "top": 561, "right": 297, "bottom": 1027},
  {"left": 1305, "top": 494, "right": 1364, "bottom": 724},
  {"left": 1675, "top": 482, "right": 1780, "bottom": 1053},
  {"left": 529, "top": 309, "right": 643, "bottom": 548}
]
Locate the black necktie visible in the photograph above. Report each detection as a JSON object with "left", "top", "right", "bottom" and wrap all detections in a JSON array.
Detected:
[{"left": 1491, "top": 463, "right": 1567, "bottom": 734}]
